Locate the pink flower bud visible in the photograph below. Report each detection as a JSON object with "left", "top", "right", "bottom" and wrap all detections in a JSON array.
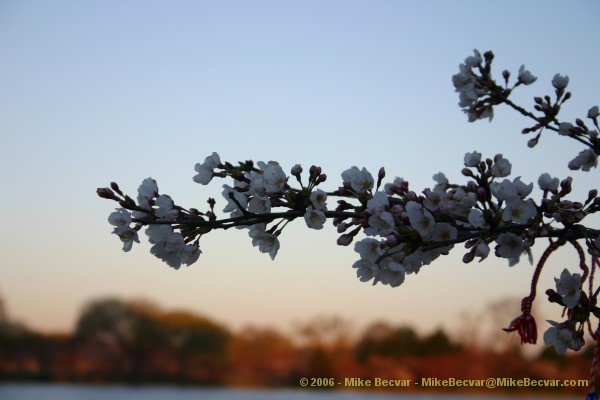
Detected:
[
  {"left": 337, "top": 223, "right": 348, "bottom": 233},
  {"left": 337, "top": 234, "right": 353, "bottom": 246},
  {"left": 97, "top": 187, "right": 116, "bottom": 199},
  {"left": 316, "top": 174, "right": 327, "bottom": 184},
  {"left": 386, "top": 234, "right": 397, "bottom": 245}
]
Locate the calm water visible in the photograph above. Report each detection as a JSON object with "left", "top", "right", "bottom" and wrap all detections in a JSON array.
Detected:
[{"left": 0, "top": 384, "right": 581, "bottom": 400}]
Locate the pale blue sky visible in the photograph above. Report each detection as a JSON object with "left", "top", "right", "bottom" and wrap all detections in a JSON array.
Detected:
[{"left": 1, "top": 1, "right": 599, "bottom": 347}]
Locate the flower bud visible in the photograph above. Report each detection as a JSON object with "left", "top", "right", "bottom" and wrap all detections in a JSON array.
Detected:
[
  {"left": 466, "top": 181, "right": 478, "bottom": 193},
  {"left": 309, "top": 165, "right": 321, "bottom": 182},
  {"left": 560, "top": 200, "right": 573, "bottom": 209},
  {"left": 545, "top": 289, "right": 563, "bottom": 305},
  {"left": 337, "top": 234, "right": 353, "bottom": 246},
  {"left": 559, "top": 177, "right": 572, "bottom": 194},
  {"left": 483, "top": 50, "right": 494, "bottom": 63},
  {"left": 315, "top": 174, "right": 327, "bottom": 184},
  {"left": 376, "top": 167, "right": 386, "bottom": 190},
  {"left": 110, "top": 182, "right": 123, "bottom": 195},
  {"left": 97, "top": 187, "right": 117, "bottom": 199},
  {"left": 462, "top": 250, "right": 475, "bottom": 264},
  {"left": 386, "top": 234, "right": 397, "bottom": 245},
  {"left": 336, "top": 200, "right": 353, "bottom": 211},
  {"left": 464, "top": 238, "right": 478, "bottom": 249},
  {"left": 552, "top": 73, "right": 569, "bottom": 90},
  {"left": 291, "top": 164, "right": 303, "bottom": 178},
  {"left": 336, "top": 223, "right": 348, "bottom": 233},
  {"left": 527, "top": 133, "right": 540, "bottom": 148}
]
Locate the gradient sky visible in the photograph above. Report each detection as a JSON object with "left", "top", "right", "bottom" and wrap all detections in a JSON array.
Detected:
[{"left": 1, "top": 1, "right": 599, "bottom": 349}]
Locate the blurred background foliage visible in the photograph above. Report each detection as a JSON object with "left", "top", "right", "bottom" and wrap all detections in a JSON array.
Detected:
[{"left": 0, "top": 293, "right": 593, "bottom": 393}]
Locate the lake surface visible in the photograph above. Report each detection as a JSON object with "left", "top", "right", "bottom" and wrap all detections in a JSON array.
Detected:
[{"left": 0, "top": 384, "right": 581, "bottom": 400}]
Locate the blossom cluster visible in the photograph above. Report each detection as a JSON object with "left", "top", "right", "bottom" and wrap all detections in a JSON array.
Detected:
[
  {"left": 452, "top": 49, "right": 599, "bottom": 172},
  {"left": 98, "top": 50, "right": 600, "bottom": 382},
  {"left": 101, "top": 178, "right": 201, "bottom": 269}
]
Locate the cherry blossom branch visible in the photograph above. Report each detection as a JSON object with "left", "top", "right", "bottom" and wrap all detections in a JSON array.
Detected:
[
  {"left": 131, "top": 210, "right": 362, "bottom": 230},
  {"left": 97, "top": 49, "right": 600, "bottom": 398}
]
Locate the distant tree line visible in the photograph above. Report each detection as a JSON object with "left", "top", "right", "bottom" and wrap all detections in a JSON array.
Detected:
[{"left": 0, "top": 296, "right": 593, "bottom": 393}]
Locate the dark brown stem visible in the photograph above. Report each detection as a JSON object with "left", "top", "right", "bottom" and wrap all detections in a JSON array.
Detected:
[{"left": 570, "top": 240, "right": 589, "bottom": 283}]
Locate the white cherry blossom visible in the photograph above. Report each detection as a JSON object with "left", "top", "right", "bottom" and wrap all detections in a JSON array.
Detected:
[
  {"left": 366, "top": 191, "right": 389, "bottom": 214},
  {"left": 249, "top": 226, "right": 280, "bottom": 260},
  {"left": 193, "top": 153, "right": 221, "bottom": 185},
  {"left": 464, "top": 49, "right": 482, "bottom": 67},
  {"left": 568, "top": 149, "right": 598, "bottom": 172},
  {"left": 150, "top": 231, "right": 187, "bottom": 269},
  {"left": 342, "top": 166, "right": 374, "bottom": 193},
  {"left": 146, "top": 224, "right": 172, "bottom": 244},
  {"left": 113, "top": 225, "right": 139, "bottom": 252},
  {"left": 474, "top": 241, "right": 490, "bottom": 261},
  {"left": 558, "top": 122, "right": 574, "bottom": 136},
  {"left": 402, "top": 250, "right": 427, "bottom": 274},
  {"left": 352, "top": 259, "right": 379, "bottom": 283},
  {"left": 222, "top": 185, "right": 248, "bottom": 214},
  {"left": 258, "top": 161, "right": 288, "bottom": 193},
  {"left": 464, "top": 151, "right": 482, "bottom": 167},
  {"left": 432, "top": 172, "right": 449, "bottom": 190},
  {"left": 490, "top": 179, "right": 517, "bottom": 202},
  {"left": 518, "top": 65, "right": 537, "bottom": 85},
  {"left": 423, "top": 189, "right": 445, "bottom": 212},
  {"left": 495, "top": 233, "right": 525, "bottom": 261},
  {"left": 247, "top": 171, "right": 267, "bottom": 197},
  {"left": 492, "top": 156, "right": 512, "bottom": 177},
  {"left": 181, "top": 244, "right": 201, "bottom": 266},
  {"left": 193, "top": 164, "right": 214, "bottom": 185},
  {"left": 375, "top": 262, "right": 405, "bottom": 287},
  {"left": 354, "top": 238, "right": 383, "bottom": 262},
  {"left": 310, "top": 189, "right": 328, "bottom": 211},
  {"left": 554, "top": 268, "right": 582, "bottom": 309},
  {"left": 538, "top": 173, "right": 559, "bottom": 192},
  {"left": 108, "top": 208, "right": 132, "bottom": 227},
  {"left": 552, "top": 73, "right": 569, "bottom": 90},
  {"left": 543, "top": 321, "right": 580, "bottom": 355},
  {"left": 406, "top": 201, "right": 435, "bottom": 240},
  {"left": 137, "top": 178, "right": 158, "bottom": 210},
  {"left": 468, "top": 209, "right": 487, "bottom": 228},
  {"left": 502, "top": 196, "right": 537, "bottom": 224},
  {"left": 155, "top": 195, "right": 178, "bottom": 220},
  {"left": 512, "top": 177, "right": 533, "bottom": 199},
  {"left": 304, "top": 206, "right": 326, "bottom": 230},
  {"left": 432, "top": 223, "right": 457, "bottom": 242},
  {"left": 248, "top": 196, "right": 271, "bottom": 214},
  {"left": 366, "top": 212, "right": 395, "bottom": 236}
]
